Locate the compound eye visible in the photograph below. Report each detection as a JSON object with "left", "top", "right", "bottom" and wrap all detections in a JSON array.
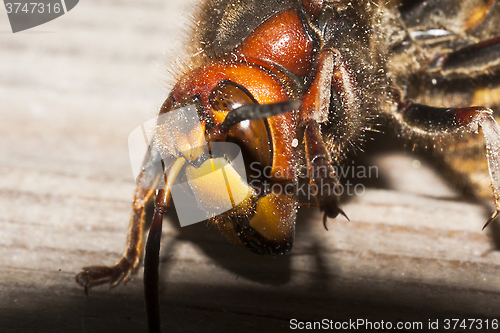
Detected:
[{"left": 209, "top": 80, "right": 257, "bottom": 112}]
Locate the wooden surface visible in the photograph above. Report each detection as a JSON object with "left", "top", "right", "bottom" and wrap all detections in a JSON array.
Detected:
[{"left": 2, "top": 1, "right": 500, "bottom": 332}]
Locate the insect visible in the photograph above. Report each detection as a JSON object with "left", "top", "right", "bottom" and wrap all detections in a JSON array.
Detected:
[{"left": 76, "top": 0, "right": 500, "bottom": 331}]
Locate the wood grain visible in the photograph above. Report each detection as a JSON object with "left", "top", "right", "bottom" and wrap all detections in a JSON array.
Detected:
[{"left": 2, "top": 1, "right": 500, "bottom": 332}]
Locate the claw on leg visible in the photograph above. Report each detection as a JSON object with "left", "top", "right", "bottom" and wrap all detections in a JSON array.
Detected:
[
  {"left": 475, "top": 110, "right": 500, "bottom": 228},
  {"left": 75, "top": 188, "right": 155, "bottom": 294},
  {"left": 322, "top": 213, "right": 329, "bottom": 231},
  {"left": 392, "top": 95, "right": 500, "bottom": 228},
  {"left": 75, "top": 145, "right": 163, "bottom": 294},
  {"left": 76, "top": 257, "right": 133, "bottom": 295},
  {"left": 483, "top": 210, "right": 499, "bottom": 230},
  {"left": 322, "top": 207, "right": 349, "bottom": 231},
  {"left": 304, "top": 119, "right": 348, "bottom": 227}
]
